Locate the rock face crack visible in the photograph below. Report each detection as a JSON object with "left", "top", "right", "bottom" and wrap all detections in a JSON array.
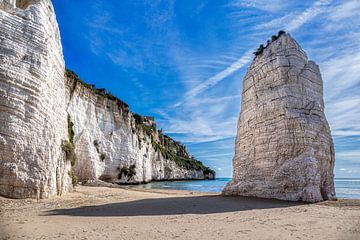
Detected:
[{"left": 223, "top": 33, "right": 336, "bottom": 202}]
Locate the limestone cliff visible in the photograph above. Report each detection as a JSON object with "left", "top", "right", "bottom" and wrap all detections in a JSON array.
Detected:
[
  {"left": 65, "top": 70, "right": 215, "bottom": 184},
  {"left": 0, "top": 0, "right": 214, "bottom": 199},
  {"left": 0, "top": 0, "right": 71, "bottom": 198},
  {"left": 223, "top": 32, "right": 336, "bottom": 202}
]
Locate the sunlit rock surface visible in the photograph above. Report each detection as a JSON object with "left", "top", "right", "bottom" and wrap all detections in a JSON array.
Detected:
[
  {"left": 0, "top": 0, "right": 71, "bottom": 198},
  {"left": 223, "top": 33, "right": 336, "bottom": 202},
  {"left": 65, "top": 73, "right": 214, "bottom": 184}
]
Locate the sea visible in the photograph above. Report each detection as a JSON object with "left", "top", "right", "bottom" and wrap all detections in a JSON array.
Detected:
[{"left": 131, "top": 178, "right": 360, "bottom": 199}]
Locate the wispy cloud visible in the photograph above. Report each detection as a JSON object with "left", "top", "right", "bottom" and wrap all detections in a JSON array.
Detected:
[
  {"left": 329, "top": 0, "right": 360, "bottom": 21},
  {"left": 176, "top": 0, "right": 333, "bottom": 108},
  {"left": 60, "top": 0, "right": 360, "bottom": 177},
  {"left": 255, "top": 0, "right": 332, "bottom": 32},
  {"left": 286, "top": 0, "right": 331, "bottom": 31},
  {"left": 228, "top": 0, "right": 290, "bottom": 13},
  {"left": 174, "top": 50, "right": 252, "bottom": 107}
]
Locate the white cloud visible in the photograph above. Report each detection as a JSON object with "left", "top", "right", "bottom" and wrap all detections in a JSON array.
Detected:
[
  {"left": 229, "top": 0, "right": 290, "bottom": 13},
  {"left": 174, "top": 50, "right": 252, "bottom": 107},
  {"left": 254, "top": 0, "right": 332, "bottom": 32},
  {"left": 184, "top": 94, "right": 241, "bottom": 107},
  {"left": 175, "top": 0, "right": 333, "bottom": 110},
  {"left": 329, "top": 0, "right": 360, "bottom": 21},
  {"left": 322, "top": 52, "right": 360, "bottom": 100},
  {"left": 254, "top": 13, "right": 294, "bottom": 30},
  {"left": 286, "top": 0, "right": 331, "bottom": 31}
]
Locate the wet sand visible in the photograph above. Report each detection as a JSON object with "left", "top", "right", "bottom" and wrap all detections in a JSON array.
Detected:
[{"left": 1, "top": 185, "right": 359, "bottom": 240}]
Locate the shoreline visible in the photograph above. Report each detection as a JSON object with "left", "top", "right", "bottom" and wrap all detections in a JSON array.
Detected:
[{"left": 1, "top": 186, "right": 360, "bottom": 239}]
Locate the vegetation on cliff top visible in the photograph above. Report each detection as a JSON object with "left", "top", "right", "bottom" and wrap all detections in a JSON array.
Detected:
[
  {"left": 253, "top": 30, "right": 286, "bottom": 57},
  {"left": 65, "top": 68, "right": 215, "bottom": 177},
  {"left": 151, "top": 139, "right": 214, "bottom": 176},
  {"left": 132, "top": 112, "right": 214, "bottom": 175},
  {"left": 65, "top": 69, "right": 129, "bottom": 111}
]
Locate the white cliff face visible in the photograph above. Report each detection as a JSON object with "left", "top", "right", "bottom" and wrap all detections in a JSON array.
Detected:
[
  {"left": 0, "top": 0, "right": 213, "bottom": 199},
  {"left": 223, "top": 33, "right": 336, "bottom": 202},
  {"left": 0, "top": 0, "right": 72, "bottom": 198},
  {"left": 65, "top": 74, "right": 212, "bottom": 184}
]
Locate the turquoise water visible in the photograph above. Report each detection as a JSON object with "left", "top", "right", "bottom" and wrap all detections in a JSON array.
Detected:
[
  {"left": 131, "top": 178, "right": 360, "bottom": 199},
  {"left": 334, "top": 178, "right": 360, "bottom": 199}
]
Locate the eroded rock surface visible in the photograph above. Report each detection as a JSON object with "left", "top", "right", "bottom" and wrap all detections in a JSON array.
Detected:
[
  {"left": 223, "top": 33, "right": 336, "bottom": 202},
  {"left": 0, "top": 0, "right": 71, "bottom": 198}
]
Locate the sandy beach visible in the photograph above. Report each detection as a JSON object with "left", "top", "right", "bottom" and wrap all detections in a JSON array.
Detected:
[{"left": 0, "top": 185, "right": 359, "bottom": 240}]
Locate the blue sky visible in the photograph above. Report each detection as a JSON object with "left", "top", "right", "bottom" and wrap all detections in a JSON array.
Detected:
[{"left": 53, "top": 0, "right": 360, "bottom": 178}]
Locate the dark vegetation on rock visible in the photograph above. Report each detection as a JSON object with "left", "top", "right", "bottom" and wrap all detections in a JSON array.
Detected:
[
  {"left": 253, "top": 30, "right": 286, "bottom": 57},
  {"left": 65, "top": 69, "right": 129, "bottom": 111},
  {"left": 131, "top": 110, "right": 214, "bottom": 175},
  {"left": 63, "top": 113, "right": 77, "bottom": 186},
  {"left": 117, "top": 165, "right": 137, "bottom": 180}
]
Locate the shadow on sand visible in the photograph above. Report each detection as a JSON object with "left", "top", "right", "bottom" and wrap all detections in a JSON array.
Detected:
[{"left": 46, "top": 195, "right": 303, "bottom": 217}]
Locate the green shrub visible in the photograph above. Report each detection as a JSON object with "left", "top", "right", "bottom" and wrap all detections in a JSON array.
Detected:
[
  {"left": 63, "top": 140, "right": 77, "bottom": 167},
  {"left": 68, "top": 170, "right": 78, "bottom": 186},
  {"left": 65, "top": 69, "right": 93, "bottom": 89},
  {"left": 254, "top": 44, "right": 265, "bottom": 56},
  {"left": 142, "top": 125, "right": 155, "bottom": 137},
  {"left": 253, "top": 31, "right": 286, "bottom": 57},
  {"left": 152, "top": 140, "right": 211, "bottom": 171},
  {"left": 133, "top": 113, "right": 143, "bottom": 125},
  {"left": 278, "top": 30, "right": 286, "bottom": 36},
  {"left": 67, "top": 114, "right": 74, "bottom": 144},
  {"left": 64, "top": 113, "right": 77, "bottom": 184},
  {"left": 65, "top": 68, "right": 129, "bottom": 111},
  {"left": 271, "top": 35, "right": 278, "bottom": 42}
]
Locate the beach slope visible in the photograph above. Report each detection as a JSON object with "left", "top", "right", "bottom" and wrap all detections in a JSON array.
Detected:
[{"left": 1, "top": 186, "right": 359, "bottom": 240}]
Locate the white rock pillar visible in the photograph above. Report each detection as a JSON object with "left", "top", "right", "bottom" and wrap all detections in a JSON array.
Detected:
[
  {"left": 223, "top": 34, "right": 336, "bottom": 202},
  {"left": 0, "top": 0, "right": 71, "bottom": 198}
]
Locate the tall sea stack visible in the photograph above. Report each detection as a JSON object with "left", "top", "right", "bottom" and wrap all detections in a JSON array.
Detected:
[{"left": 223, "top": 33, "right": 336, "bottom": 202}]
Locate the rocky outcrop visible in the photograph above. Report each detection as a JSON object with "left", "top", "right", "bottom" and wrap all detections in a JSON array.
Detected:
[
  {"left": 0, "top": 0, "right": 71, "bottom": 198},
  {"left": 65, "top": 70, "right": 215, "bottom": 184},
  {"left": 223, "top": 33, "right": 336, "bottom": 202}
]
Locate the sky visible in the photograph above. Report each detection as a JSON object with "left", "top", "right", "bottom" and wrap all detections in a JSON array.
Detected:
[{"left": 53, "top": 0, "right": 360, "bottom": 178}]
